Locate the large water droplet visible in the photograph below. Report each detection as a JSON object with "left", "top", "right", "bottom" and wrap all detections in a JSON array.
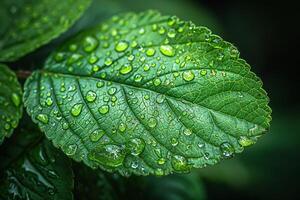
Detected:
[
  {"left": 65, "top": 144, "right": 77, "bottom": 156},
  {"left": 88, "top": 144, "right": 126, "bottom": 167},
  {"left": 171, "top": 155, "right": 190, "bottom": 172},
  {"left": 86, "top": 91, "right": 97, "bottom": 102},
  {"left": 71, "top": 103, "right": 83, "bottom": 117},
  {"left": 115, "top": 41, "right": 129, "bottom": 52},
  {"left": 83, "top": 36, "right": 98, "bottom": 52},
  {"left": 220, "top": 142, "right": 234, "bottom": 157},
  {"left": 127, "top": 138, "right": 145, "bottom": 156},
  {"left": 36, "top": 114, "right": 49, "bottom": 124},
  {"left": 148, "top": 118, "right": 157, "bottom": 128},
  {"left": 182, "top": 71, "right": 195, "bottom": 82},
  {"left": 99, "top": 105, "right": 109, "bottom": 114},
  {"left": 120, "top": 64, "right": 132, "bottom": 75},
  {"left": 90, "top": 129, "right": 105, "bottom": 142},
  {"left": 159, "top": 45, "right": 175, "bottom": 57}
]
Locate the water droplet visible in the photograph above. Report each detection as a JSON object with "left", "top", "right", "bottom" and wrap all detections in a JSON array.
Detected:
[
  {"left": 153, "top": 78, "right": 161, "bottom": 86},
  {"left": 115, "top": 41, "right": 129, "bottom": 52},
  {"left": 96, "top": 81, "right": 104, "bottom": 88},
  {"left": 83, "top": 36, "right": 98, "bottom": 52},
  {"left": 36, "top": 114, "right": 49, "bottom": 124},
  {"left": 104, "top": 57, "right": 113, "bottom": 66},
  {"left": 171, "top": 155, "right": 190, "bottom": 172},
  {"left": 167, "top": 29, "right": 176, "bottom": 38},
  {"left": 182, "top": 71, "right": 195, "bottom": 81},
  {"left": 11, "top": 93, "right": 21, "bottom": 107},
  {"left": 120, "top": 64, "right": 132, "bottom": 75},
  {"left": 65, "top": 144, "right": 77, "bottom": 156},
  {"left": 154, "top": 168, "right": 164, "bottom": 176},
  {"left": 108, "top": 87, "right": 117, "bottom": 95},
  {"left": 238, "top": 136, "right": 255, "bottom": 147},
  {"left": 200, "top": 69, "right": 207, "bottom": 76},
  {"left": 46, "top": 97, "right": 53, "bottom": 106},
  {"left": 54, "top": 52, "right": 64, "bottom": 62},
  {"left": 183, "top": 128, "right": 192, "bottom": 136},
  {"left": 88, "top": 144, "right": 126, "bottom": 167},
  {"left": 118, "top": 123, "right": 126, "bottom": 132},
  {"left": 62, "top": 122, "right": 69, "bottom": 130},
  {"left": 88, "top": 55, "right": 98, "bottom": 64},
  {"left": 148, "top": 118, "right": 157, "bottom": 128},
  {"left": 220, "top": 142, "right": 234, "bottom": 157},
  {"left": 157, "top": 158, "right": 166, "bottom": 165},
  {"left": 156, "top": 94, "right": 165, "bottom": 104},
  {"left": 71, "top": 103, "right": 83, "bottom": 117},
  {"left": 99, "top": 105, "right": 109, "bottom": 114},
  {"left": 128, "top": 54, "right": 135, "bottom": 61},
  {"left": 90, "top": 129, "right": 105, "bottom": 142},
  {"left": 86, "top": 91, "right": 97, "bottom": 102},
  {"left": 134, "top": 74, "right": 143, "bottom": 82},
  {"left": 159, "top": 45, "right": 175, "bottom": 57},
  {"left": 146, "top": 48, "right": 156, "bottom": 56},
  {"left": 127, "top": 138, "right": 145, "bottom": 156},
  {"left": 69, "top": 44, "right": 78, "bottom": 52},
  {"left": 171, "top": 137, "right": 179, "bottom": 146}
]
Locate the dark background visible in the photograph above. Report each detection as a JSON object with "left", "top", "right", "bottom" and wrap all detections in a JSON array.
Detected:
[{"left": 8, "top": 0, "right": 300, "bottom": 199}]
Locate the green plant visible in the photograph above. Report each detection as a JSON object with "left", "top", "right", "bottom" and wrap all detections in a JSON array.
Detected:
[{"left": 0, "top": 1, "right": 271, "bottom": 199}]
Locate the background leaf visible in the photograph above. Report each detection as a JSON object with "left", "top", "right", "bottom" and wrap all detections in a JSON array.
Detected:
[
  {"left": 0, "top": 0, "right": 91, "bottom": 62},
  {"left": 0, "top": 64, "right": 22, "bottom": 144},
  {"left": 0, "top": 120, "right": 74, "bottom": 200},
  {"left": 24, "top": 11, "right": 271, "bottom": 176}
]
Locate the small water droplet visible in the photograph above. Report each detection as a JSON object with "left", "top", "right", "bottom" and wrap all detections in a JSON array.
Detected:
[
  {"left": 148, "top": 118, "right": 157, "bottom": 128},
  {"left": 183, "top": 128, "right": 192, "bottom": 136},
  {"left": 200, "top": 69, "right": 207, "bottom": 76},
  {"left": 96, "top": 81, "right": 104, "bottom": 88},
  {"left": 118, "top": 123, "right": 126, "bottom": 132},
  {"left": 86, "top": 91, "right": 97, "bottom": 102},
  {"left": 90, "top": 129, "right": 105, "bottom": 142},
  {"left": 156, "top": 94, "right": 165, "bottom": 104},
  {"left": 171, "top": 137, "right": 179, "bottom": 146},
  {"left": 220, "top": 142, "right": 234, "bottom": 157},
  {"left": 99, "top": 105, "right": 109, "bottom": 114},
  {"left": 153, "top": 78, "right": 161, "bottom": 86},
  {"left": 46, "top": 97, "right": 53, "bottom": 106},
  {"left": 115, "top": 41, "right": 129, "bottom": 52},
  {"left": 11, "top": 93, "right": 21, "bottom": 107},
  {"left": 36, "top": 114, "right": 49, "bottom": 124},
  {"left": 119, "top": 64, "right": 132, "bottom": 75},
  {"left": 159, "top": 45, "right": 175, "bottom": 57},
  {"left": 65, "top": 144, "right": 77, "bottom": 156},
  {"left": 182, "top": 71, "right": 195, "bottom": 81},
  {"left": 71, "top": 103, "right": 83, "bottom": 117},
  {"left": 127, "top": 138, "right": 145, "bottom": 156},
  {"left": 146, "top": 48, "right": 156, "bottom": 56},
  {"left": 108, "top": 87, "right": 117, "bottom": 95},
  {"left": 134, "top": 74, "right": 143, "bottom": 82},
  {"left": 238, "top": 136, "right": 255, "bottom": 147},
  {"left": 157, "top": 158, "right": 166, "bottom": 165},
  {"left": 83, "top": 36, "right": 98, "bottom": 52},
  {"left": 171, "top": 155, "right": 190, "bottom": 172}
]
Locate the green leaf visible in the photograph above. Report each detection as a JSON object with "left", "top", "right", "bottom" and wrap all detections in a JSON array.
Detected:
[
  {"left": 0, "top": 64, "right": 22, "bottom": 144},
  {"left": 0, "top": 0, "right": 91, "bottom": 62},
  {"left": 0, "top": 124, "right": 74, "bottom": 200},
  {"left": 24, "top": 11, "right": 272, "bottom": 176}
]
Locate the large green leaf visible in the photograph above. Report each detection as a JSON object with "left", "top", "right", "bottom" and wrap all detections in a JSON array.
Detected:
[
  {"left": 0, "top": 0, "right": 91, "bottom": 62},
  {"left": 24, "top": 11, "right": 271, "bottom": 176},
  {"left": 0, "top": 124, "right": 74, "bottom": 200},
  {"left": 0, "top": 64, "right": 22, "bottom": 144}
]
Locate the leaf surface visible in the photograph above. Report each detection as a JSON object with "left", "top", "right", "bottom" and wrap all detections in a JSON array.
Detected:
[
  {"left": 0, "top": 124, "right": 74, "bottom": 200},
  {"left": 0, "top": 64, "right": 22, "bottom": 144},
  {"left": 24, "top": 11, "right": 271, "bottom": 176},
  {"left": 0, "top": 0, "right": 91, "bottom": 62}
]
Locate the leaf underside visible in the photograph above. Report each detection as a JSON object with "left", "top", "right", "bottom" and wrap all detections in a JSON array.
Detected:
[
  {"left": 0, "top": 64, "right": 23, "bottom": 144},
  {"left": 24, "top": 11, "right": 272, "bottom": 176},
  {"left": 0, "top": 0, "right": 91, "bottom": 62},
  {"left": 0, "top": 127, "right": 73, "bottom": 200}
]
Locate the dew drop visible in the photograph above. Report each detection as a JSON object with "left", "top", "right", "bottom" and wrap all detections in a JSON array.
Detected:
[
  {"left": 108, "top": 87, "right": 117, "bottom": 95},
  {"left": 156, "top": 94, "right": 165, "bottom": 104},
  {"left": 171, "top": 155, "right": 190, "bottom": 172},
  {"left": 83, "top": 36, "right": 98, "bottom": 52},
  {"left": 159, "top": 45, "right": 175, "bottom": 57},
  {"left": 115, "top": 41, "right": 129, "bottom": 52},
  {"left": 148, "top": 118, "right": 157, "bottom": 128},
  {"left": 104, "top": 57, "right": 113, "bottom": 66},
  {"left": 146, "top": 48, "right": 156, "bottom": 56},
  {"left": 238, "top": 136, "right": 255, "bottom": 147},
  {"left": 65, "top": 144, "right": 77, "bottom": 156},
  {"left": 96, "top": 81, "right": 104, "bottom": 88},
  {"left": 182, "top": 71, "right": 195, "bottom": 82},
  {"left": 183, "top": 128, "right": 192, "bottom": 136},
  {"left": 153, "top": 78, "right": 161, "bottom": 86},
  {"left": 99, "top": 105, "right": 109, "bottom": 114},
  {"left": 36, "top": 114, "right": 49, "bottom": 124},
  {"left": 71, "top": 103, "right": 83, "bottom": 117},
  {"left": 118, "top": 123, "right": 127, "bottom": 132},
  {"left": 220, "top": 142, "right": 234, "bottom": 157},
  {"left": 120, "top": 64, "right": 132, "bottom": 75},
  {"left": 86, "top": 91, "right": 97, "bottom": 102},
  {"left": 46, "top": 97, "right": 53, "bottom": 106},
  {"left": 90, "top": 129, "right": 105, "bottom": 142},
  {"left": 200, "top": 69, "right": 207, "bottom": 76},
  {"left": 88, "top": 144, "right": 126, "bottom": 167},
  {"left": 171, "top": 137, "right": 179, "bottom": 146},
  {"left": 127, "top": 138, "right": 145, "bottom": 156},
  {"left": 134, "top": 74, "right": 143, "bottom": 82},
  {"left": 157, "top": 158, "right": 166, "bottom": 165}
]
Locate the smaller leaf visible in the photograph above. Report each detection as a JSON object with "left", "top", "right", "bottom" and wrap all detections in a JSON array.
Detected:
[
  {"left": 0, "top": 64, "right": 22, "bottom": 144},
  {"left": 0, "top": 0, "right": 91, "bottom": 62},
  {"left": 0, "top": 123, "right": 74, "bottom": 200}
]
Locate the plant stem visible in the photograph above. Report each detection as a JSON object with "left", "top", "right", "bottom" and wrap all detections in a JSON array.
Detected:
[{"left": 16, "top": 70, "right": 32, "bottom": 79}]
